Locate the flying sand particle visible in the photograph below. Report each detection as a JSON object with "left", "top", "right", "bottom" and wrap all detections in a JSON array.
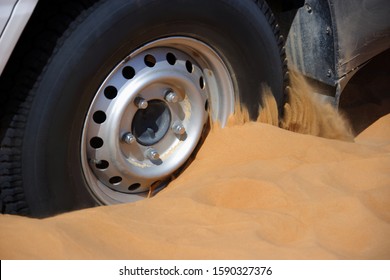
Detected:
[{"left": 229, "top": 71, "right": 355, "bottom": 142}]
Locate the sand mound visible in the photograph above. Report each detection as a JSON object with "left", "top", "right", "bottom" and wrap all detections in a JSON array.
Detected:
[{"left": 0, "top": 113, "right": 389, "bottom": 259}]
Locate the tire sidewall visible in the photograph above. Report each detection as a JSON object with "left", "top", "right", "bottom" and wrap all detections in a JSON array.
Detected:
[{"left": 23, "top": 0, "right": 284, "bottom": 216}]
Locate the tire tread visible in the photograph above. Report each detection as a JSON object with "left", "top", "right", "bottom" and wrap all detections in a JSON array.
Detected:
[
  {"left": 0, "top": 0, "right": 99, "bottom": 215},
  {"left": 253, "top": 0, "right": 290, "bottom": 104}
]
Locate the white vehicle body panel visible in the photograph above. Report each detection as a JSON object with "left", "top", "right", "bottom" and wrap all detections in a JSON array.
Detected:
[{"left": 0, "top": 0, "right": 38, "bottom": 75}]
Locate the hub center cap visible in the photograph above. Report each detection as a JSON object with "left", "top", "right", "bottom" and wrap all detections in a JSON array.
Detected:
[{"left": 132, "top": 100, "right": 171, "bottom": 146}]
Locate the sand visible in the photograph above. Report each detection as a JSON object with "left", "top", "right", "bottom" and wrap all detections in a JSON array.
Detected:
[
  {"left": 1, "top": 63, "right": 389, "bottom": 260},
  {"left": 0, "top": 109, "right": 389, "bottom": 259}
]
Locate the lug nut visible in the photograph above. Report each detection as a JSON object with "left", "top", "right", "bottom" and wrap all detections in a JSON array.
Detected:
[
  {"left": 165, "top": 90, "right": 179, "bottom": 103},
  {"left": 134, "top": 97, "right": 148, "bottom": 109},
  {"left": 145, "top": 148, "right": 160, "bottom": 161},
  {"left": 172, "top": 121, "right": 186, "bottom": 135},
  {"left": 122, "top": 132, "right": 136, "bottom": 144}
]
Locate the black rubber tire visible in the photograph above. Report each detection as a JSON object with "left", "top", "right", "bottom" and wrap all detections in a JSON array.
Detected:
[{"left": 0, "top": 0, "right": 287, "bottom": 217}]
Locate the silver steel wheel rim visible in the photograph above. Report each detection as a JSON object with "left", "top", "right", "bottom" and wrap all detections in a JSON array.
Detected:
[{"left": 81, "top": 37, "right": 234, "bottom": 204}]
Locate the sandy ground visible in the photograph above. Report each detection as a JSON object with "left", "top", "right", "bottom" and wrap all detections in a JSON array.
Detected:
[
  {"left": 0, "top": 112, "right": 389, "bottom": 259},
  {"left": 0, "top": 51, "right": 389, "bottom": 260}
]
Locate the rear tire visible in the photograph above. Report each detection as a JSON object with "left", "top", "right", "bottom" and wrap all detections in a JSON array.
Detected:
[{"left": 0, "top": 0, "right": 286, "bottom": 217}]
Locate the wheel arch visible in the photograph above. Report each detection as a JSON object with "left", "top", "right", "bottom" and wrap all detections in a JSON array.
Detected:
[{"left": 269, "top": 0, "right": 390, "bottom": 105}]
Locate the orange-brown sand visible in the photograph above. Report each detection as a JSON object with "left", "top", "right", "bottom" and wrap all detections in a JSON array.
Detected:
[
  {"left": 0, "top": 110, "right": 389, "bottom": 259},
  {"left": 231, "top": 72, "right": 355, "bottom": 142},
  {"left": 1, "top": 69, "right": 389, "bottom": 259}
]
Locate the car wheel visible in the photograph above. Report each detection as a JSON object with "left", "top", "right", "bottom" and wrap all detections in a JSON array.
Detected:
[{"left": 0, "top": 0, "right": 286, "bottom": 216}]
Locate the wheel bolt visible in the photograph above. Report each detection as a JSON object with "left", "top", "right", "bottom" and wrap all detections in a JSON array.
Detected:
[
  {"left": 165, "top": 90, "right": 179, "bottom": 103},
  {"left": 134, "top": 97, "right": 148, "bottom": 109},
  {"left": 172, "top": 121, "right": 186, "bottom": 135},
  {"left": 122, "top": 132, "right": 135, "bottom": 144},
  {"left": 145, "top": 148, "right": 160, "bottom": 161}
]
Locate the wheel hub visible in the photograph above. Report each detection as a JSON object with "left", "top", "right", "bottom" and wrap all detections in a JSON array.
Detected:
[{"left": 132, "top": 100, "right": 171, "bottom": 146}]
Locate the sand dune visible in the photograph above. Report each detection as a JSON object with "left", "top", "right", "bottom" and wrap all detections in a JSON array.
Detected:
[
  {"left": 1, "top": 66, "right": 389, "bottom": 260},
  {"left": 0, "top": 112, "right": 389, "bottom": 259}
]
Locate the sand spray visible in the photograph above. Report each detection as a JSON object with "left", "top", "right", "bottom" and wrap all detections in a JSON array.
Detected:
[{"left": 227, "top": 71, "right": 355, "bottom": 142}]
